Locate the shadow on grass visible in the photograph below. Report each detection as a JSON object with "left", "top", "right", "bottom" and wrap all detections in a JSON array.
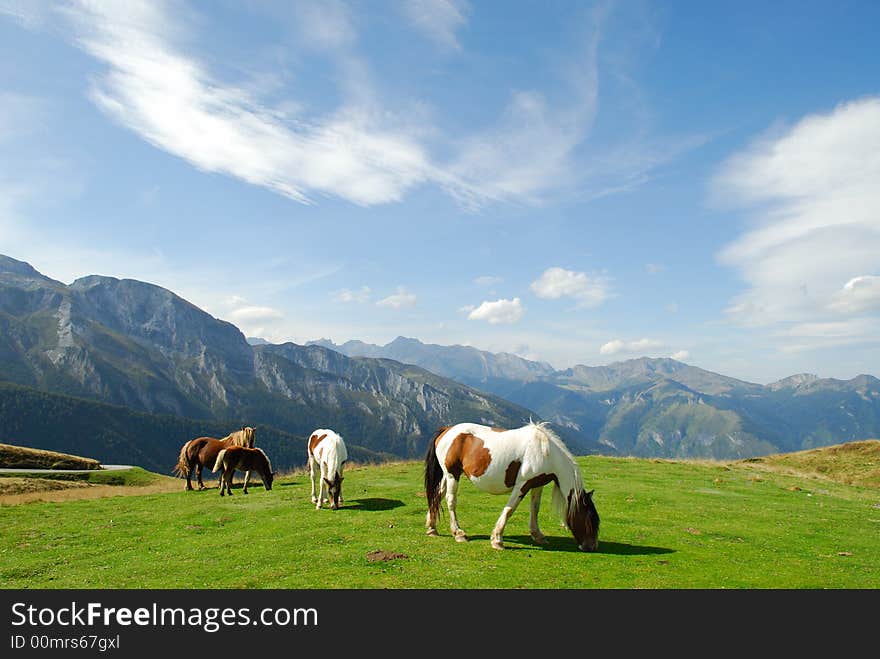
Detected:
[
  {"left": 462, "top": 534, "right": 675, "bottom": 555},
  {"left": 345, "top": 498, "right": 406, "bottom": 511}
]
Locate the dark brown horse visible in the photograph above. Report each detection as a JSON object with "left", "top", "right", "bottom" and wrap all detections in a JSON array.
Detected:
[
  {"left": 173, "top": 426, "right": 256, "bottom": 491},
  {"left": 212, "top": 446, "right": 274, "bottom": 496}
]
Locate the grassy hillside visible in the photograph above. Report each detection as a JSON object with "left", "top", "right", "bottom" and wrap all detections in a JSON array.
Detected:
[
  {"left": 1, "top": 444, "right": 877, "bottom": 588},
  {"left": 740, "top": 440, "right": 880, "bottom": 487},
  {"left": 0, "top": 443, "right": 102, "bottom": 470}
]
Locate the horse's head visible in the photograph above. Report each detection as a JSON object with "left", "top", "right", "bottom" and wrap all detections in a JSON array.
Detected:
[
  {"left": 324, "top": 473, "right": 344, "bottom": 510},
  {"left": 263, "top": 470, "right": 274, "bottom": 491},
  {"left": 568, "top": 489, "right": 600, "bottom": 552}
]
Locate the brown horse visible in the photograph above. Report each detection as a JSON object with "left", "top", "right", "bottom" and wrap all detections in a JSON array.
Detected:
[
  {"left": 173, "top": 426, "right": 256, "bottom": 491},
  {"left": 212, "top": 446, "right": 274, "bottom": 496}
]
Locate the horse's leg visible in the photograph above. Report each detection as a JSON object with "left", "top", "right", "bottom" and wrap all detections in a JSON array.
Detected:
[
  {"left": 444, "top": 474, "right": 467, "bottom": 542},
  {"left": 225, "top": 467, "right": 234, "bottom": 496},
  {"left": 315, "top": 464, "right": 327, "bottom": 510},
  {"left": 309, "top": 457, "right": 318, "bottom": 503},
  {"left": 219, "top": 468, "right": 226, "bottom": 496},
  {"left": 197, "top": 462, "right": 205, "bottom": 490},
  {"left": 490, "top": 488, "right": 527, "bottom": 550},
  {"left": 243, "top": 470, "right": 250, "bottom": 494},
  {"left": 528, "top": 486, "right": 547, "bottom": 545}
]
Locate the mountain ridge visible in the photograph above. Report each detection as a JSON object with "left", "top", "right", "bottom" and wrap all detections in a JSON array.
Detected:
[{"left": 0, "top": 256, "right": 542, "bottom": 461}]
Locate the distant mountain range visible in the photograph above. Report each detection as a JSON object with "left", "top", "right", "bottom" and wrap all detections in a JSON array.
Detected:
[
  {"left": 2, "top": 253, "right": 877, "bottom": 468},
  {"left": 0, "top": 255, "right": 533, "bottom": 468},
  {"left": 308, "top": 337, "right": 880, "bottom": 459}
]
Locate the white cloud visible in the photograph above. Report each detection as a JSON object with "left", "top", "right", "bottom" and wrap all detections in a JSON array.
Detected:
[
  {"left": 59, "top": 1, "right": 433, "bottom": 207},
  {"left": 714, "top": 97, "right": 880, "bottom": 338},
  {"left": 467, "top": 297, "right": 524, "bottom": 324},
  {"left": 829, "top": 275, "right": 880, "bottom": 314},
  {"left": 645, "top": 262, "right": 665, "bottom": 275},
  {"left": 599, "top": 337, "right": 663, "bottom": 356},
  {"left": 377, "top": 287, "right": 417, "bottom": 309},
  {"left": 670, "top": 350, "right": 689, "bottom": 361},
  {"left": 334, "top": 286, "right": 372, "bottom": 303},
  {"left": 6, "top": 1, "right": 699, "bottom": 213},
  {"left": 598, "top": 339, "right": 625, "bottom": 355},
  {"left": 530, "top": 267, "right": 612, "bottom": 308},
  {"left": 227, "top": 306, "right": 284, "bottom": 322},
  {"left": 400, "top": 0, "right": 469, "bottom": 51}
]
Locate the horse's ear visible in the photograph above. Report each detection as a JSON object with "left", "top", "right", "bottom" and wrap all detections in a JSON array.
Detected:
[{"left": 586, "top": 489, "right": 595, "bottom": 497}]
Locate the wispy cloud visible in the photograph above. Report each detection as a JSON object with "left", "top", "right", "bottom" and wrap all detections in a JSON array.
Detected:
[
  {"left": 377, "top": 286, "right": 417, "bottom": 309},
  {"left": 714, "top": 97, "right": 880, "bottom": 348},
  {"left": 227, "top": 306, "right": 284, "bottom": 323},
  {"left": 670, "top": 349, "right": 689, "bottom": 361},
  {"left": 59, "top": 1, "right": 433, "bottom": 207},
  {"left": 474, "top": 275, "right": 503, "bottom": 287},
  {"left": 334, "top": 286, "right": 372, "bottom": 304},
  {"left": 4, "top": 1, "right": 697, "bottom": 213},
  {"left": 829, "top": 275, "right": 880, "bottom": 314},
  {"left": 400, "top": 0, "right": 469, "bottom": 51},
  {"left": 467, "top": 297, "right": 524, "bottom": 324},
  {"left": 530, "top": 266, "right": 612, "bottom": 308},
  {"left": 599, "top": 337, "right": 663, "bottom": 356}
]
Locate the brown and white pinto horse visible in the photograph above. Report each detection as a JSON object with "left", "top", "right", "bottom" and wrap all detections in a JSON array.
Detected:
[
  {"left": 173, "top": 426, "right": 256, "bottom": 491},
  {"left": 307, "top": 429, "right": 348, "bottom": 510},
  {"left": 212, "top": 446, "right": 274, "bottom": 496},
  {"left": 425, "top": 421, "right": 599, "bottom": 551}
]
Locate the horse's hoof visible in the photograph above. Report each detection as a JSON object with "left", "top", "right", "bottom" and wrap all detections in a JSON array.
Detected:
[
  {"left": 491, "top": 541, "right": 505, "bottom": 550},
  {"left": 426, "top": 529, "right": 439, "bottom": 537},
  {"left": 310, "top": 497, "right": 317, "bottom": 503},
  {"left": 454, "top": 533, "right": 468, "bottom": 543},
  {"left": 531, "top": 534, "right": 547, "bottom": 545}
]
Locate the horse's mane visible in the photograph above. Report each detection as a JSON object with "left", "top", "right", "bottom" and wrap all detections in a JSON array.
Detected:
[
  {"left": 222, "top": 426, "right": 255, "bottom": 447},
  {"left": 526, "top": 421, "right": 584, "bottom": 524}
]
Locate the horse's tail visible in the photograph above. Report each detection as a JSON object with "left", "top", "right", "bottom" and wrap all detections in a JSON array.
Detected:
[
  {"left": 424, "top": 426, "right": 448, "bottom": 520},
  {"left": 173, "top": 440, "right": 192, "bottom": 478},
  {"left": 212, "top": 448, "right": 228, "bottom": 473}
]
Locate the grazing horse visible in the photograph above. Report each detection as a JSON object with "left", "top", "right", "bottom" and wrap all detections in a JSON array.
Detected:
[
  {"left": 307, "top": 429, "right": 348, "bottom": 510},
  {"left": 173, "top": 426, "right": 256, "bottom": 491},
  {"left": 212, "top": 446, "right": 274, "bottom": 496},
  {"left": 424, "top": 421, "right": 599, "bottom": 551}
]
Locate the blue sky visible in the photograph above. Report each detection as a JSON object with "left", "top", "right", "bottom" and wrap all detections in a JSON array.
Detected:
[{"left": 1, "top": 1, "right": 879, "bottom": 384}]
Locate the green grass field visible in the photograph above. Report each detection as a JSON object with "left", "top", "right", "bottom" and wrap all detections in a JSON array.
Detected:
[{"left": 1, "top": 451, "right": 878, "bottom": 589}]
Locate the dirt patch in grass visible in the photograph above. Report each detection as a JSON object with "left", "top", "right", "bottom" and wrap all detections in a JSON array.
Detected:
[
  {"left": 366, "top": 550, "right": 409, "bottom": 562},
  {"left": 0, "top": 473, "right": 182, "bottom": 506},
  {"left": 0, "top": 477, "right": 92, "bottom": 496}
]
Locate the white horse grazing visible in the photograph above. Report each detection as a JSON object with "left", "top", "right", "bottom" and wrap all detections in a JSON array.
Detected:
[
  {"left": 424, "top": 421, "right": 599, "bottom": 551},
  {"left": 307, "top": 429, "right": 348, "bottom": 510}
]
